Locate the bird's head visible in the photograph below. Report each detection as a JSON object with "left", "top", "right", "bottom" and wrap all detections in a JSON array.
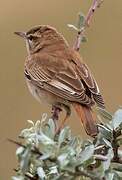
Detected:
[{"left": 14, "top": 25, "right": 68, "bottom": 55}]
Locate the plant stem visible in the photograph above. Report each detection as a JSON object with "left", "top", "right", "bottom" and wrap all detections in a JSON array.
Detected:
[
  {"left": 112, "top": 130, "right": 122, "bottom": 163},
  {"left": 85, "top": 0, "right": 103, "bottom": 27},
  {"left": 73, "top": 0, "right": 104, "bottom": 51}
]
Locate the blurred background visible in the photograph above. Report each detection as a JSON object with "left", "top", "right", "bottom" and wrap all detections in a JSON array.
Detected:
[{"left": 0, "top": 0, "right": 122, "bottom": 179}]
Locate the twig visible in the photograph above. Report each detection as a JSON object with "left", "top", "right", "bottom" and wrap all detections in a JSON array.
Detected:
[
  {"left": 73, "top": 29, "right": 85, "bottom": 51},
  {"left": 112, "top": 130, "right": 119, "bottom": 161},
  {"left": 85, "top": 0, "right": 104, "bottom": 27},
  {"left": 112, "top": 130, "right": 122, "bottom": 163},
  {"left": 93, "top": 154, "right": 108, "bottom": 161},
  {"left": 73, "top": 0, "right": 104, "bottom": 51},
  {"left": 51, "top": 105, "right": 62, "bottom": 130},
  {"left": 8, "top": 138, "right": 56, "bottom": 163},
  {"left": 8, "top": 138, "right": 42, "bottom": 155}
]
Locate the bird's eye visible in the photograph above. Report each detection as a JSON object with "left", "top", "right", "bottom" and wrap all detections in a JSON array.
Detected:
[{"left": 28, "top": 35, "right": 33, "bottom": 41}]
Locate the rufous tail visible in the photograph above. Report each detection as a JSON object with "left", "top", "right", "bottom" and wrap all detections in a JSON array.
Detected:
[{"left": 73, "top": 103, "right": 98, "bottom": 137}]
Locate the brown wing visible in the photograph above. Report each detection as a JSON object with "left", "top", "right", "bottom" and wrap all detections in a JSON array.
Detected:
[
  {"left": 25, "top": 53, "right": 94, "bottom": 106},
  {"left": 70, "top": 50, "right": 105, "bottom": 108}
]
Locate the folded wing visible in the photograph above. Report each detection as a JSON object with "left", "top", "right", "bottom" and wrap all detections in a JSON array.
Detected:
[{"left": 25, "top": 53, "right": 94, "bottom": 106}]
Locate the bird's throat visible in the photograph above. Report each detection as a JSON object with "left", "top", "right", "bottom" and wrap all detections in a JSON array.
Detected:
[{"left": 25, "top": 39, "right": 31, "bottom": 56}]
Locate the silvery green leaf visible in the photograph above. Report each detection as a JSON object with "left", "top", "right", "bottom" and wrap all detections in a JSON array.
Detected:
[
  {"left": 58, "top": 127, "right": 70, "bottom": 147},
  {"left": 105, "top": 172, "right": 114, "bottom": 180},
  {"left": 27, "top": 120, "right": 34, "bottom": 126},
  {"left": 67, "top": 24, "right": 78, "bottom": 31},
  {"left": 82, "top": 139, "right": 93, "bottom": 147},
  {"left": 58, "top": 144, "right": 72, "bottom": 155},
  {"left": 48, "top": 119, "right": 55, "bottom": 133},
  {"left": 25, "top": 133, "right": 37, "bottom": 144},
  {"left": 41, "top": 113, "right": 47, "bottom": 125},
  {"left": 70, "top": 137, "right": 81, "bottom": 155},
  {"left": 38, "top": 143, "right": 56, "bottom": 157},
  {"left": 77, "top": 12, "right": 85, "bottom": 29},
  {"left": 11, "top": 176, "right": 25, "bottom": 180},
  {"left": 103, "top": 148, "right": 114, "bottom": 171},
  {"left": 98, "top": 124, "right": 112, "bottom": 140},
  {"left": 105, "top": 123, "right": 113, "bottom": 131},
  {"left": 83, "top": 157, "right": 95, "bottom": 168},
  {"left": 58, "top": 153, "right": 69, "bottom": 168},
  {"left": 38, "top": 132, "right": 55, "bottom": 145},
  {"left": 43, "top": 119, "right": 55, "bottom": 139},
  {"left": 49, "top": 166, "right": 58, "bottom": 175},
  {"left": 16, "top": 147, "right": 24, "bottom": 156},
  {"left": 95, "top": 144, "right": 105, "bottom": 150},
  {"left": 39, "top": 153, "right": 51, "bottom": 160},
  {"left": 97, "top": 113, "right": 113, "bottom": 131},
  {"left": 61, "top": 163, "right": 76, "bottom": 173},
  {"left": 35, "top": 120, "right": 41, "bottom": 133},
  {"left": 37, "top": 167, "right": 46, "bottom": 179},
  {"left": 59, "top": 146, "right": 76, "bottom": 162},
  {"left": 79, "top": 145, "right": 94, "bottom": 164},
  {"left": 67, "top": 147, "right": 76, "bottom": 157},
  {"left": 112, "top": 109, "right": 122, "bottom": 129},
  {"left": 20, "top": 146, "right": 31, "bottom": 173},
  {"left": 103, "top": 138, "right": 112, "bottom": 148},
  {"left": 93, "top": 163, "right": 105, "bottom": 178},
  {"left": 81, "top": 36, "right": 87, "bottom": 43},
  {"left": 19, "top": 128, "right": 32, "bottom": 138},
  {"left": 112, "top": 172, "right": 122, "bottom": 180},
  {"left": 97, "top": 107, "right": 113, "bottom": 121}
]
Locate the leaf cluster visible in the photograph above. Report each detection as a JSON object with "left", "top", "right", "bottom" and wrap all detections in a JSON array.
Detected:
[
  {"left": 68, "top": 12, "right": 87, "bottom": 43},
  {"left": 12, "top": 109, "right": 122, "bottom": 180}
]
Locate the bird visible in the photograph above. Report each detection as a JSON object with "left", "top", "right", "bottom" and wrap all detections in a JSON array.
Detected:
[{"left": 15, "top": 25, "right": 105, "bottom": 137}]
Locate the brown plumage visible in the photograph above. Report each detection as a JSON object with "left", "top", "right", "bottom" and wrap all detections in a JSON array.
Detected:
[{"left": 15, "top": 25, "right": 105, "bottom": 137}]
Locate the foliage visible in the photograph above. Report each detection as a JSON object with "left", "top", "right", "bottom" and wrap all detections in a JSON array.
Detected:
[
  {"left": 68, "top": 12, "right": 87, "bottom": 43},
  {"left": 12, "top": 108, "right": 122, "bottom": 180}
]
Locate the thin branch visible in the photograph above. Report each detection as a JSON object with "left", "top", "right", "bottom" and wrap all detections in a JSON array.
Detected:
[
  {"left": 73, "top": 29, "right": 85, "bottom": 51},
  {"left": 8, "top": 138, "right": 57, "bottom": 163},
  {"left": 93, "top": 154, "right": 108, "bottom": 161},
  {"left": 85, "top": 0, "right": 104, "bottom": 27},
  {"left": 8, "top": 138, "right": 42, "bottom": 155},
  {"left": 112, "top": 130, "right": 122, "bottom": 163},
  {"left": 8, "top": 138, "right": 26, "bottom": 148},
  {"left": 73, "top": 0, "right": 104, "bottom": 51},
  {"left": 51, "top": 105, "right": 62, "bottom": 130}
]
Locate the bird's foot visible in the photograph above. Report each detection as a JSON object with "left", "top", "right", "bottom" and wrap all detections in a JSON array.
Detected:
[{"left": 51, "top": 105, "right": 62, "bottom": 131}]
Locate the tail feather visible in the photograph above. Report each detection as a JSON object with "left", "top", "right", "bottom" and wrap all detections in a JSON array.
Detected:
[{"left": 73, "top": 103, "right": 98, "bottom": 137}]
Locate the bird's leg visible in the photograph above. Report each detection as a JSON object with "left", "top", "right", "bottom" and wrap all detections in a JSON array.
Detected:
[
  {"left": 51, "top": 104, "right": 62, "bottom": 131},
  {"left": 56, "top": 105, "right": 71, "bottom": 134}
]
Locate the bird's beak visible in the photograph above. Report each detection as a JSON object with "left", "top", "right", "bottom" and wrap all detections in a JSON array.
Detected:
[{"left": 14, "top": 31, "right": 27, "bottom": 39}]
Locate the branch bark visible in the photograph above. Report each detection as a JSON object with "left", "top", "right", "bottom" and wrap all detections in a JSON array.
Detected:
[
  {"left": 73, "top": 0, "right": 104, "bottom": 51},
  {"left": 112, "top": 130, "right": 122, "bottom": 164}
]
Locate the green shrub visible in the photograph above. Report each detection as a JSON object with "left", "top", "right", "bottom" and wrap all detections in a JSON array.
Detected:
[{"left": 12, "top": 108, "right": 122, "bottom": 180}]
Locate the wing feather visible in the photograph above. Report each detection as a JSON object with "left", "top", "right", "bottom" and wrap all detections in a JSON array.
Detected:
[
  {"left": 70, "top": 50, "right": 105, "bottom": 108},
  {"left": 25, "top": 53, "right": 94, "bottom": 106}
]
